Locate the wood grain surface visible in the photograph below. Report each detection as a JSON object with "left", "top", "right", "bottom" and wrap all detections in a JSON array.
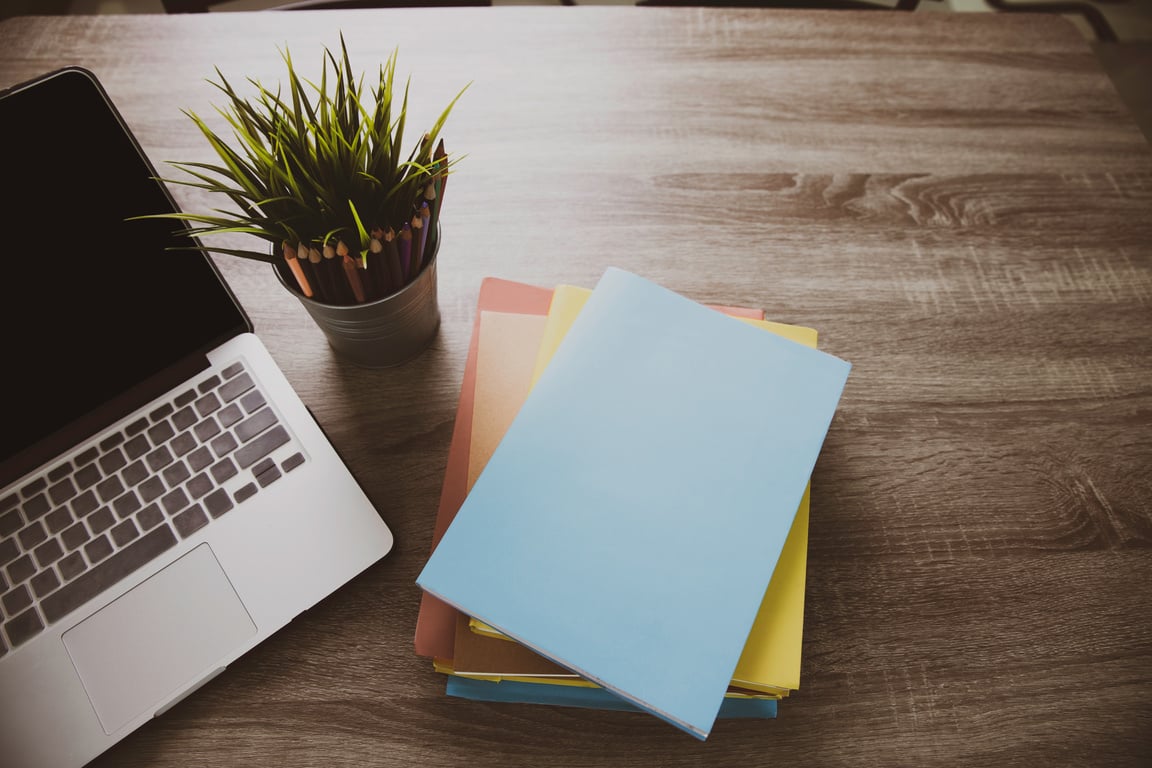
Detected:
[{"left": 1, "top": 7, "right": 1149, "bottom": 767}]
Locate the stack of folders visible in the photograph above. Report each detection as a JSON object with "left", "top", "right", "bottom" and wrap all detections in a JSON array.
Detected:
[{"left": 414, "top": 268, "right": 851, "bottom": 740}]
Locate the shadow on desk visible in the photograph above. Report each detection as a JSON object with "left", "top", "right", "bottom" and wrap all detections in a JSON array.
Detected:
[
  {"left": 1094, "top": 41, "right": 1152, "bottom": 144},
  {"left": 160, "top": 0, "right": 490, "bottom": 10},
  {"left": 635, "top": 0, "right": 929, "bottom": 8}
]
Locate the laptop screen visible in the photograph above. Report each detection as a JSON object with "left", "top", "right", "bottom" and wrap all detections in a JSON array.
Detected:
[{"left": 0, "top": 68, "right": 249, "bottom": 484}]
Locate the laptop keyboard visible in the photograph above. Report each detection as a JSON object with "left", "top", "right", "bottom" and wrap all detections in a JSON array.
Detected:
[{"left": 0, "top": 359, "right": 306, "bottom": 656}]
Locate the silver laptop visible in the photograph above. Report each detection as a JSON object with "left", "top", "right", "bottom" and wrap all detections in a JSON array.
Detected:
[{"left": 0, "top": 67, "right": 395, "bottom": 768}]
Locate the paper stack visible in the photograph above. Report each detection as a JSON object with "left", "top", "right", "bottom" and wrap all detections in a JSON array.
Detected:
[{"left": 414, "top": 268, "right": 851, "bottom": 739}]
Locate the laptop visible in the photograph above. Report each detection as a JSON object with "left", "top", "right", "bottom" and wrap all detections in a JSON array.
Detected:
[{"left": 0, "top": 67, "right": 395, "bottom": 767}]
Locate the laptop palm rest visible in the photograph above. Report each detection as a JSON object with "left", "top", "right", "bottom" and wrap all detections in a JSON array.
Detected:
[{"left": 61, "top": 544, "right": 257, "bottom": 734}]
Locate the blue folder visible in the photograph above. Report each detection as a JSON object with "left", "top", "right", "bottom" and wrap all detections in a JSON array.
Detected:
[{"left": 445, "top": 677, "right": 778, "bottom": 720}]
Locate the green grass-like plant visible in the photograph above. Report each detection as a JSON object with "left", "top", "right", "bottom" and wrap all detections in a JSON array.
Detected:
[{"left": 151, "top": 35, "right": 467, "bottom": 270}]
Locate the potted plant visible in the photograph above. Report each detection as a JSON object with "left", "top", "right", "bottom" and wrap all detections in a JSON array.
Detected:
[{"left": 149, "top": 35, "right": 468, "bottom": 367}]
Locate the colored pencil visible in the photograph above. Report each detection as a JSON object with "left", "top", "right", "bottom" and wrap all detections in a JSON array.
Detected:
[
  {"left": 282, "top": 241, "right": 313, "bottom": 298},
  {"left": 398, "top": 222, "right": 413, "bottom": 283},
  {"left": 418, "top": 201, "right": 431, "bottom": 266},
  {"left": 384, "top": 227, "right": 404, "bottom": 291},
  {"left": 304, "top": 244, "right": 325, "bottom": 303},
  {"left": 367, "top": 231, "right": 390, "bottom": 298},
  {"left": 321, "top": 241, "right": 338, "bottom": 301},
  {"left": 410, "top": 211, "right": 425, "bottom": 279},
  {"left": 337, "top": 239, "right": 367, "bottom": 303}
]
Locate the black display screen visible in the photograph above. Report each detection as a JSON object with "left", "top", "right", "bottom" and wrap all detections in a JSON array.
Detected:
[{"left": 0, "top": 67, "right": 248, "bottom": 482}]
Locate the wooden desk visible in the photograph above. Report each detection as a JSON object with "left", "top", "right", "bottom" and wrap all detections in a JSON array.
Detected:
[{"left": 2, "top": 7, "right": 1150, "bottom": 766}]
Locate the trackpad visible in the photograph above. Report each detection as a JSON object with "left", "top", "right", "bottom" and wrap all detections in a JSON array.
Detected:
[{"left": 62, "top": 544, "right": 257, "bottom": 734}]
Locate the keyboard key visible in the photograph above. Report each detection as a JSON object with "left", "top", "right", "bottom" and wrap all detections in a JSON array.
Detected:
[
  {"left": 211, "top": 432, "right": 238, "bottom": 457},
  {"left": 61, "top": 523, "right": 89, "bottom": 552},
  {"left": 149, "top": 402, "right": 174, "bottom": 422},
  {"left": 162, "top": 461, "right": 191, "bottom": 488},
  {"left": 98, "top": 448, "right": 127, "bottom": 475},
  {"left": 124, "top": 434, "right": 150, "bottom": 461},
  {"left": 109, "top": 519, "right": 140, "bottom": 548},
  {"left": 2, "top": 583, "right": 32, "bottom": 615},
  {"left": 255, "top": 463, "right": 282, "bottom": 488},
  {"left": 84, "top": 535, "right": 113, "bottom": 565},
  {"left": 0, "top": 510, "right": 21, "bottom": 537},
  {"left": 48, "top": 478, "right": 77, "bottom": 506},
  {"left": 74, "top": 447, "right": 98, "bottom": 467},
  {"left": 171, "top": 431, "right": 197, "bottom": 457},
  {"left": 47, "top": 462, "right": 73, "bottom": 483},
  {"left": 240, "top": 389, "right": 266, "bottom": 414},
  {"left": 194, "top": 392, "right": 222, "bottom": 417},
  {"left": 135, "top": 504, "right": 164, "bottom": 532},
  {"left": 122, "top": 459, "right": 149, "bottom": 488},
  {"left": 33, "top": 538, "right": 64, "bottom": 569},
  {"left": 71, "top": 490, "right": 99, "bottom": 518},
  {"left": 161, "top": 488, "right": 190, "bottom": 517},
  {"left": 186, "top": 473, "right": 214, "bottom": 500},
  {"left": 172, "top": 406, "right": 197, "bottom": 431},
  {"left": 236, "top": 408, "right": 277, "bottom": 443},
  {"left": 17, "top": 521, "right": 47, "bottom": 550},
  {"left": 139, "top": 476, "right": 165, "bottom": 504},
  {"left": 204, "top": 488, "right": 233, "bottom": 518},
  {"left": 112, "top": 491, "right": 142, "bottom": 520},
  {"left": 7, "top": 555, "right": 35, "bottom": 584},
  {"left": 282, "top": 452, "right": 305, "bottom": 473},
  {"left": 222, "top": 362, "right": 244, "bottom": 378},
  {"left": 145, "top": 446, "right": 174, "bottom": 473},
  {"left": 175, "top": 388, "right": 197, "bottom": 407},
  {"left": 95, "top": 476, "right": 125, "bottom": 504},
  {"left": 44, "top": 507, "right": 72, "bottom": 534},
  {"left": 234, "top": 483, "right": 258, "bottom": 504},
  {"left": 0, "top": 538, "right": 19, "bottom": 566},
  {"left": 219, "top": 372, "right": 254, "bottom": 403},
  {"left": 198, "top": 375, "right": 221, "bottom": 394},
  {"left": 0, "top": 539, "right": 19, "bottom": 566},
  {"left": 22, "top": 493, "right": 50, "bottom": 521},
  {"left": 235, "top": 426, "right": 290, "bottom": 469},
  {"left": 187, "top": 446, "right": 214, "bottom": 473},
  {"left": 217, "top": 403, "right": 243, "bottom": 428},
  {"left": 210, "top": 458, "right": 237, "bottom": 484},
  {"left": 5, "top": 607, "right": 44, "bottom": 647},
  {"left": 88, "top": 508, "right": 116, "bottom": 536},
  {"left": 193, "top": 417, "right": 221, "bottom": 442},
  {"left": 99, "top": 433, "right": 125, "bottom": 451},
  {"left": 147, "top": 421, "right": 176, "bottom": 446},
  {"left": 30, "top": 569, "right": 60, "bottom": 599},
  {"left": 20, "top": 478, "right": 46, "bottom": 498},
  {"left": 173, "top": 505, "right": 209, "bottom": 538},
  {"left": 124, "top": 418, "right": 149, "bottom": 437},
  {"left": 57, "top": 551, "right": 86, "bottom": 582},
  {"left": 74, "top": 463, "right": 101, "bottom": 491},
  {"left": 42, "top": 526, "right": 177, "bottom": 624}
]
